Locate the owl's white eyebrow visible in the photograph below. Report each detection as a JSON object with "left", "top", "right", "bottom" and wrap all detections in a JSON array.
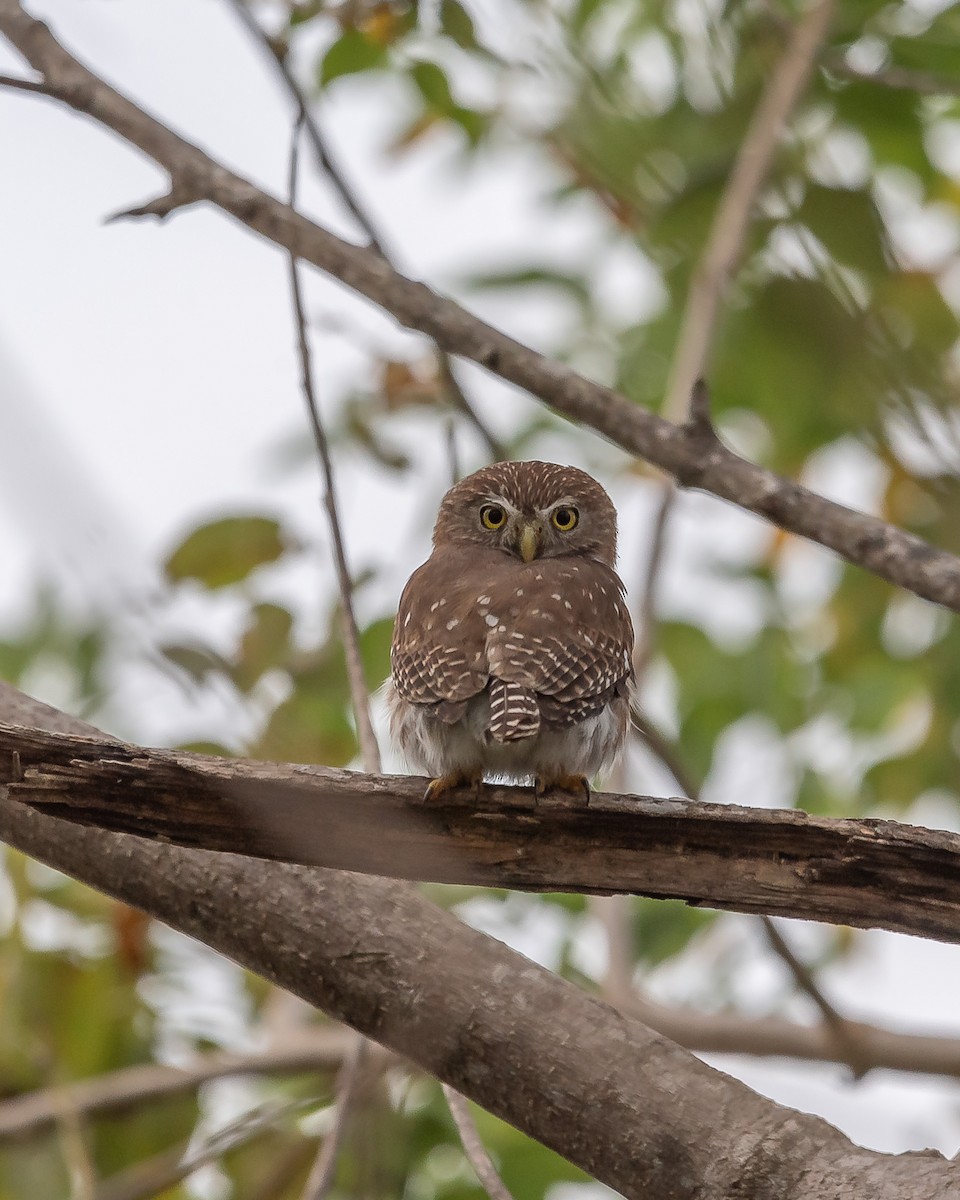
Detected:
[
  {"left": 482, "top": 495, "right": 520, "bottom": 515},
  {"left": 538, "top": 496, "right": 579, "bottom": 513}
]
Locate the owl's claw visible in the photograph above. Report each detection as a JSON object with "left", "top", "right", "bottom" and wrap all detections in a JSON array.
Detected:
[
  {"left": 424, "top": 772, "right": 484, "bottom": 804},
  {"left": 535, "top": 773, "right": 591, "bottom": 807}
]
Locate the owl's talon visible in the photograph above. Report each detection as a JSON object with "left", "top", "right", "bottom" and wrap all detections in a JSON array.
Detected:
[
  {"left": 535, "top": 774, "right": 591, "bottom": 807},
  {"left": 424, "top": 772, "right": 483, "bottom": 804}
]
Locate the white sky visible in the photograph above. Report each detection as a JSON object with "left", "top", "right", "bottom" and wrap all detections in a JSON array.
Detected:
[{"left": 1, "top": 0, "right": 959, "bottom": 1164}]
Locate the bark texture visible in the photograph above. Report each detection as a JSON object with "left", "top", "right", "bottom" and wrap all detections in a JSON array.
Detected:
[
  {"left": 0, "top": 684, "right": 958, "bottom": 1198},
  {"left": 2, "top": 718, "right": 960, "bottom": 944}
]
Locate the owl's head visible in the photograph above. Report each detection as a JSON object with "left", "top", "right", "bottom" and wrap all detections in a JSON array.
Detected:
[{"left": 433, "top": 461, "right": 619, "bottom": 566}]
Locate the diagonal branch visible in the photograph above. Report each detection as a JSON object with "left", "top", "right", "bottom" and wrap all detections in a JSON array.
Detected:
[
  {"left": 225, "top": 0, "right": 505, "bottom": 462},
  {"left": 661, "top": 0, "right": 835, "bottom": 421},
  {"left": 2, "top": 4, "right": 960, "bottom": 612},
  {"left": 0, "top": 686, "right": 954, "bottom": 1198},
  {"left": 3, "top": 711, "right": 960, "bottom": 946}
]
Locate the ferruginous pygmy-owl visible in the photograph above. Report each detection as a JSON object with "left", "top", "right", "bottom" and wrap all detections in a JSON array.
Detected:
[{"left": 388, "top": 460, "right": 635, "bottom": 801}]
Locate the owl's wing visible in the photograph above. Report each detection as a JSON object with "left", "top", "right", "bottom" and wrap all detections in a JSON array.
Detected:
[
  {"left": 486, "top": 560, "right": 634, "bottom": 725},
  {"left": 390, "top": 558, "right": 489, "bottom": 706}
]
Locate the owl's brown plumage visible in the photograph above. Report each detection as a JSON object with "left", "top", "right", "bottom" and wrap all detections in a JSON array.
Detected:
[{"left": 389, "top": 461, "right": 634, "bottom": 799}]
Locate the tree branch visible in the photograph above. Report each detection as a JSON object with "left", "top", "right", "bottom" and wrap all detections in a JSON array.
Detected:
[
  {"left": 2, "top": 1, "right": 960, "bottom": 612},
  {"left": 0, "top": 688, "right": 954, "bottom": 1198},
  {"left": 0, "top": 1029, "right": 376, "bottom": 1142},
  {"left": 225, "top": 0, "right": 506, "bottom": 462},
  {"left": 287, "top": 119, "right": 381, "bottom": 774},
  {"left": 661, "top": 0, "right": 835, "bottom": 421},
  {"left": 3, "top": 706, "right": 960, "bottom": 945}
]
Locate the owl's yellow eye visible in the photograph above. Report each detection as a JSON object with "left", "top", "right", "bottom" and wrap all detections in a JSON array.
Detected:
[
  {"left": 552, "top": 506, "right": 579, "bottom": 531},
  {"left": 480, "top": 504, "right": 507, "bottom": 531}
]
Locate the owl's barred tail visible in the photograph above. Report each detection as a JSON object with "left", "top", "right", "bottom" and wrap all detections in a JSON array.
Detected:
[{"left": 488, "top": 678, "right": 540, "bottom": 743}]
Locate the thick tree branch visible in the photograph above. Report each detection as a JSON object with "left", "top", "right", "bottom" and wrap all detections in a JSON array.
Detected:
[
  {"left": 0, "top": 686, "right": 955, "bottom": 1198},
  {"left": 3, "top": 711, "right": 960, "bottom": 946},
  {"left": 2, "top": 6, "right": 960, "bottom": 614}
]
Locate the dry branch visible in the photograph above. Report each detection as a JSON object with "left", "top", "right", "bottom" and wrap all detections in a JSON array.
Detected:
[
  {"left": 2, "top": 716, "right": 960, "bottom": 945},
  {"left": 2, "top": 2, "right": 960, "bottom": 613},
  {"left": 0, "top": 685, "right": 956, "bottom": 1198},
  {"left": 0, "top": 1030, "right": 373, "bottom": 1142}
]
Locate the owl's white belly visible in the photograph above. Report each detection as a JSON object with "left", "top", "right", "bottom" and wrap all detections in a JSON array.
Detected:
[{"left": 386, "top": 680, "right": 626, "bottom": 783}]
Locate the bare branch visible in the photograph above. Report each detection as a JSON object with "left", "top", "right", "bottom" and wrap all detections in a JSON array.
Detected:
[
  {"left": 630, "top": 483, "right": 676, "bottom": 686},
  {"left": 4, "top": 713, "right": 960, "bottom": 945},
  {"left": 94, "top": 1095, "right": 316, "bottom": 1200},
  {"left": 760, "top": 917, "right": 871, "bottom": 1078},
  {"left": 441, "top": 1086, "right": 515, "bottom": 1200},
  {"left": 625, "top": 991, "right": 960, "bottom": 1078},
  {"left": 629, "top": 711, "right": 872, "bottom": 1078},
  {"left": 225, "top": 0, "right": 505, "bottom": 461},
  {"left": 299, "top": 1037, "right": 370, "bottom": 1200},
  {"left": 104, "top": 189, "right": 194, "bottom": 223},
  {"left": 287, "top": 120, "right": 380, "bottom": 774},
  {"left": 661, "top": 0, "right": 836, "bottom": 421},
  {"left": 0, "top": 70, "right": 50, "bottom": 93},
  {"left": 0, "top": 685, "right": 955, "bottom": 1198},
  {"left": 2, "top": 1, "right": 957, "bottom": 611},
  {"left": 829, "top": 58, "right": 960, "bottom": 98},
  {"left": 0, "top": 1030, "right": 374, "bottom": 1142},
  {"left": 53, "top": 1078, "right": 97, "bottom": 1200}
]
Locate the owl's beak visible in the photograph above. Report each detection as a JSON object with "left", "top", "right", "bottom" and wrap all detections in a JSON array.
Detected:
[{"left": 518, "top": 521, "right": 542, "bottom": 562}]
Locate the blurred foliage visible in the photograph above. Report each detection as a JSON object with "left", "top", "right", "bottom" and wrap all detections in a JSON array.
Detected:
[{"left": 2, "top": 0, "right": 960, "bottom": 1194}]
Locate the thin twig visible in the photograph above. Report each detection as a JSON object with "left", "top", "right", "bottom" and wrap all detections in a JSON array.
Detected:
[
  {"left": 0, "top": 1031, "right": 376, "bottom": 1142},
  {"left": 631, "top": 482, "right": 676, "bottom": 688},
  {"left": 51, "top": 1078, "right": 97, "bottom": 1200},
  {"left": 299, "top": 1037, "right": 370, "bottom": 1200},
  {"left": 628, "top": 710, "right": 868, "bottom": 1075},
  {"left": 0, "top": 70, "right": 50, "bottom": 93},
  {"left": 829, "top": 58, "right": 960, "bottom": 98},
  {"left": 441, "top": 1085, "right": 515, "bottom": 1200},
  {"left": 287, "top": 117, "right": 381, "bottom": 774},
  {"left": 227, "top": 0, "right": 505, "bottom": 462},
  {"left": 445, "top": 416, "right": 460, "bottom": 487},
  {"left": 629, "top": 707, "right": 699, "bottom": 800},
  {"left": 226, "top": 0, "right": 388, "bottom": 256},
  {"left": 641, "top": 0, "right": 836, "bottom": 685},
  {"left": 94, "top": 1096, "right": 317, "bottom": 1200},
  {"left": 661, "top": 0, "right": 836, "bottom": 421},
  {"left": 760, "top": 917, "right": 870, "bottom": 1078}
]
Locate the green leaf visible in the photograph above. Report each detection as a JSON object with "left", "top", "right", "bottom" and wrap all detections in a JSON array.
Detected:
[
  {"left": 464, "top": 266, "right": 592, "bottom": 308},
  {"left": 254, "top": 679, "right": 356, "bottom": 766},
  {"left": 164, "top": 516, "right": 289, "bottom": 589},
  {"left": 798, "top": 185, "right": 888, "bottom": 275},
  {"left": 359, "top": 615, "right": 395, "bottom": 691},
  {"left": 411, "top": 61, "right": 456, "bottom": 111},
  {"left": 319, "top": 29, "right": 388, "bottom": 86},
  {"left": 632, "top": 898, "right": 716, "bottom": 965},
  {"left": 160, "top": 642, "right": 229, "bottom": 683},
  {"left": 234, "top": 602, "right": 294, "bottom": 691},
  {"left": 439, "top": 0, "right": 479, "bottom": 50}
]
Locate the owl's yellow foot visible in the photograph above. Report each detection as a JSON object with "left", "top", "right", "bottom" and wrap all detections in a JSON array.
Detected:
[
  {"left": 424, "top": 771, "right": 484, "bottom": 804},
  {"left": 535, "top": 773, "right": 591, "bottom": 807}
]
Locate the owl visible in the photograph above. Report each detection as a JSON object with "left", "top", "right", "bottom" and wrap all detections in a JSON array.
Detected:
[{"left": 388, "top": 461, "right": 634, "bottom": 801}]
